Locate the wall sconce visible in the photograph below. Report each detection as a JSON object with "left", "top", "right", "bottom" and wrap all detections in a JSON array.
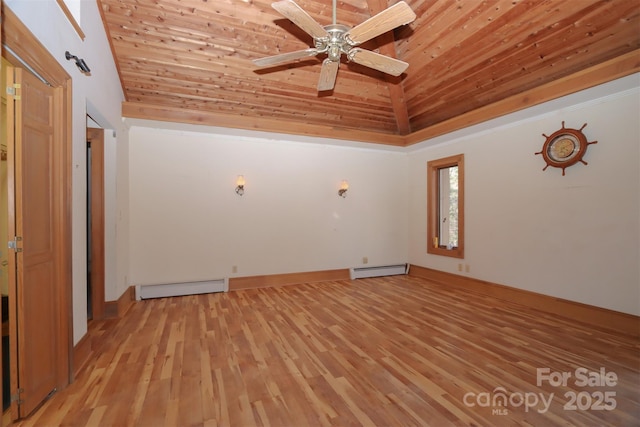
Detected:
[
  {"left": 65, "top": 51, "right": 91, "bottom": 74},
  {"left": 235, "top": 175, "right": 245, "bottom": 196},
  {"left": 338, "top": 180, "right": 349, "bottom": 198}
]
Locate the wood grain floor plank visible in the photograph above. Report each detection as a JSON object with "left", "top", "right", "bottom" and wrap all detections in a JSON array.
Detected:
[{"left": 13, "top": 275, "right": 640, "bottom": 426}]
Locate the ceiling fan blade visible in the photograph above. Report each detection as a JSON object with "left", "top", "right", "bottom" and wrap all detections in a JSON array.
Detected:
[
  {"left": 253, "top": 48, "right": 319, "bottom": 67},
  {"left": 317, "top": 59, "right": 339, "bottom": 91},
  {"left": 344, "top": 1, "right": 416, "bottom": 45},
  {"left": 272, "top": 0, "right": 329, "bottom": 40},
  {"left": 348, "top": 48, "right": 408, "bottom": 76}
]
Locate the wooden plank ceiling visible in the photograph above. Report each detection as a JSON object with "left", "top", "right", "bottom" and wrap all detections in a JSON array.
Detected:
[{"left": 98, "top": 0, "right": 640, "bottom": 146}]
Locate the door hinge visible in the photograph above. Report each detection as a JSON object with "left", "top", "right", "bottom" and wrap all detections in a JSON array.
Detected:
[
  {"left": 8, "top": 236, "right": 22, "bottom": 252},
  {"left": 11, "top": 388, "right": 24, "bottom": 405},
  {"left": 6, "top": 84, "right": 20, "bottom": 100}
]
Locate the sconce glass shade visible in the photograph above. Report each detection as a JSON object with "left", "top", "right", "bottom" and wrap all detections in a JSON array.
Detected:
[
  {"left": 338, "top": 180, "right": 349, "bottom": 198},
  {"left": 236, "top": 175, "right": 245, "bottom": 196}
]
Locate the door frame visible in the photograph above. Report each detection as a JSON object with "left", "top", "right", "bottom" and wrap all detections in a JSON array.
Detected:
[{"left": 1, "top": 2, "right": 73, "bottom": 416}]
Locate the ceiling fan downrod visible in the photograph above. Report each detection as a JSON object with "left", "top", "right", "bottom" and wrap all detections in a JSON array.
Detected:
[{"left": 332, "top": 0, "right": 337, "bottom": 25}]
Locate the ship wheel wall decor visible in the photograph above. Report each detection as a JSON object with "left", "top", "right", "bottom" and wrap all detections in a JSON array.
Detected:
[{"left": 535, "top": 121, "right": 598, "bottom": 176}]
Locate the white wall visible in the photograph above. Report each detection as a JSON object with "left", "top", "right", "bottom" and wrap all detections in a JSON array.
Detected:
[
  {"left": 128, "top": 126, "right": 409, "bottom": 285},
  {"left": 408, "top": 76, "right": 640, "bottom": 316},
  {"left": 82, "top": 2, "right": 131, "bottom": 305},
  {"left": 5, "top": 0, "right": 127, "bottom": 343},
  {"left": 129, "top": 76, "right": 638, "bottom": 317}
]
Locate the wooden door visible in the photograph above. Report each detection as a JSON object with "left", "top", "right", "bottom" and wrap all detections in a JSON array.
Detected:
[
  {"left": 6, "top": 66, "right": 59, "bottom": 417},
  {"left": 87, "top": 128, "right": 105, "bottom": 321}
]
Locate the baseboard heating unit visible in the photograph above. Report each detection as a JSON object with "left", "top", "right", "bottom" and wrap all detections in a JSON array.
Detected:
[
  {"left": 136, "top": 278, "right": 229, "bottom": 300},
  {"left": 349, "top": 263, "right": 409, "bottom": 280}
]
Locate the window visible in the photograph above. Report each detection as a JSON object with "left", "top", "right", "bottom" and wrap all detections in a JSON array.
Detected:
[
  {"left": 57, "top": 0, "right": 85, "bottom": 40},
  {"left": 427, "top": 154, "right": 464, "bottom": 258}
]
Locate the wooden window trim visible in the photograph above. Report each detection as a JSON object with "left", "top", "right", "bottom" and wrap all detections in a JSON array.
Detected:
[
  {"left": 427, "top": 154, "right": 465, "bottom": 259},
  {"left": 56, "top": 0, "right": 86, "bottom": 40}
]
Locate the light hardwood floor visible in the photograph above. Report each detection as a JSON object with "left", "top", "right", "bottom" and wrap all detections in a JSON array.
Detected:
[{"left": 15, "top": 275, "right": 640, "bottom": 426}]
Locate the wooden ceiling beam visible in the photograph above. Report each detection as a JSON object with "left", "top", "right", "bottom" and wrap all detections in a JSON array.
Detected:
[{"left": 364, "top": 0, "right": 412, "bottom": 135}]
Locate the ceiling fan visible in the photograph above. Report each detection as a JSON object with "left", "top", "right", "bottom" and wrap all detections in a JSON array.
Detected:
[{"left": 253, "top": 0, "right": 416, "bottom": 91}]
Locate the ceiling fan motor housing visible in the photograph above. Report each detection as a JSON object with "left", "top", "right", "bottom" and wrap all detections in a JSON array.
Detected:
[{"left": 315, "top": 24, "right": 352, "bottom": 62}]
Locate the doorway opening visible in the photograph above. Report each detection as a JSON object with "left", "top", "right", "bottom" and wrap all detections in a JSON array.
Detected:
[{"left": 87, "top": 138, "right": 93, "bottom": 320}]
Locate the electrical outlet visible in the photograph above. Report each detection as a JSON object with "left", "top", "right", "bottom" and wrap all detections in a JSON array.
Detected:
[
  {"left": 465, "top": 264, "right": 470, "bottom": 273},
  {"left": 362, "top": 256, "right": 368, "bottom": 264},
  {"left": 458, "top": 263, "right": 463, "bottom": 272},
  {"left": 232, "top": 265, "right": 238, "bottom": 274}
]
